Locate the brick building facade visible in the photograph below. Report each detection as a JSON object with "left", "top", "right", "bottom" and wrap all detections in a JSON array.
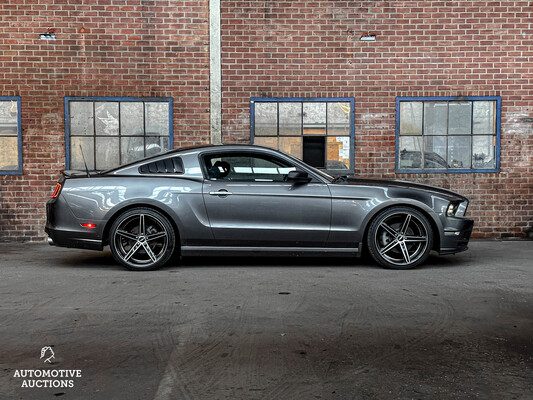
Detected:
[{"left": 0, "top": 0, "right": 532, "bottom": 241}]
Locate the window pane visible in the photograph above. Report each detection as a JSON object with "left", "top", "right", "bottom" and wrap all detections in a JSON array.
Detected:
[
  {"left": 70, "top": 137, "right": 95, "bottom": 170},
  {"left": 145, "top": 102, "right": 170, "bottom": 136},
  {"left": 327, "top": 136, "right": 350, "bottom": 170},
  {"left": 254, "top": 103, "right": 277, "bottom": 136},
  {"left": 423, "top": 102, "right": 447, "bottom": 135},
  {"left": 399, "top": 136, "right": 423, "bottom": 169},
  {"left": 0, "top": 136, "right": 19, "bottom": 170},
  {"left": 96, "top": 137, "right": 120, "bottom": 169},
  {"left": 303, "top": 102, "right": 326, "bottom": 135},
  {"left": 70, "top": 102, "right": 94, "bottom": 136},
  {"left": 95, "top": 102, "right": 119, "bottom": 136},
  {"left": 303, "top": 136, "right": 325, "bottom": 168},
  {"left": 254, "top": 136, "right": 278, "bottom": 149},
  {"left": 473, "top": 135, "right": 496, "bottom": 169},
  {"left": 448, "top": 136, "right": 471, "bottom": 168},
  {"left": 279, "top": 102, "right": 301, "bottom": 135},
  {"left": 448, "top": 102, "right": 472, "bottom": 135},
  {"left": 0, "top": 101, "right": 18, "bottom": 135},
  {"left": 328, "top": 102, "right": 351, "bottom": 135},
  {"left": 473, "top": 101, "right": 495, "bottom": 134},
  {"left": 400, "top": 102, "right": 423, "bottom": 135},
  {"left": 121, "top": 136, "right": 145, "bottom": 164},
  {"left": 146, "top": 136, "right": 169, "bottom": 157},
  {"left": 423, "top": 136, "right": 448, "bottom": 169},
  {"left": 120, "top": 103, "right": 144, "bottom": 136},
  {"left": 279, "top": 136, "right": 302, "bottom": 159}
]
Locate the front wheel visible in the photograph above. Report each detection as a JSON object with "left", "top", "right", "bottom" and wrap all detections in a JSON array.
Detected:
[
  {"left": 367, "top": 207, "right": 433, "bottom": 269},
  {"left": 109, "top": 208, "right": 175, "bottom": 271}
]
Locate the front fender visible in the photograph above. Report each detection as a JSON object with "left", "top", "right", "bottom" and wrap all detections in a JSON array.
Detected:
[{"left": 358, "top": 199, "right": 444, "bottom": 249}]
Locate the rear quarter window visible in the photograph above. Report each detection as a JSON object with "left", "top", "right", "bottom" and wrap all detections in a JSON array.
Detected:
[{"left": 138, "top": 157, "right": 184, "bottom": 174}]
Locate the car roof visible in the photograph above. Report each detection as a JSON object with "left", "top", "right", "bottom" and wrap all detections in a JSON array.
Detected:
[
  {"left": 102, "top": 144, "right": 275, "bottom": 174},
  {"left": 169, "top": 144, "right": 268, "bottom": 153}
]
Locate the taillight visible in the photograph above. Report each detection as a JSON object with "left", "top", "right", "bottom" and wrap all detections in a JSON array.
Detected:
[{"left": 51, "top": 182, "right": 62, "bottom": 198}]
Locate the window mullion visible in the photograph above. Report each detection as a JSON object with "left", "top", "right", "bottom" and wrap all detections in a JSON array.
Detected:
[
  {"left": 118, "top": 101, "right": 122, "bottom": 165},
  {"left": 325, "top": 100, "right": 328, "bottom": 136},
  {"left": 143, "top": 101, "right": 147, "bottom": 158},
  {"left": 470, "top": 101, "right": 474, "bottom": 170},
  {"left": 300, "top": 101, "right": 303, "bottom": 137},
  {"left": 93, "top": 101, "right": 97, "bottom": 170},
  {"left": 421, "top": 101, "right": 425, "bottom": 170},
  {"left": 445, "top": 101, "right": 450, "bottom": 169},
  {"left": 323, "top": 102, "right": 327, "bottom": 167},
  {"left": 276, "top": 102, "right": 279, "bottom": 136}
]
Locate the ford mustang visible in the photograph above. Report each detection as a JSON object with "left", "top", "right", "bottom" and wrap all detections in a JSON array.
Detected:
[{"left": 45, "top": 145, "right": 473, "bottom": 270}]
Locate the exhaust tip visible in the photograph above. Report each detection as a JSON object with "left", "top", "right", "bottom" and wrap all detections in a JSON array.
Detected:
[{"left": 47, "top": 237, "right": 55, "bottom": 246}]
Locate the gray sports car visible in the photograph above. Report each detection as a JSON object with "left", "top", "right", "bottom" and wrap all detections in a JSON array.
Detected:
[{"left": 46, "top": 145, "right": 473, "bottom": 271}]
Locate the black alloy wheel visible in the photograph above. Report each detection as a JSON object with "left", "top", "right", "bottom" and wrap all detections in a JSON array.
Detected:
[
  {"left": 109, "top": 208, "right": 175, "bottom": 271},
  {"left": 367, "top": 206, "right": 433, "bottom": 269}
]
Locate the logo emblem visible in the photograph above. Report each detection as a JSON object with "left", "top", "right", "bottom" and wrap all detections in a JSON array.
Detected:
[{"left": 40, "top": 346, "right": 55, "bottom": 363}]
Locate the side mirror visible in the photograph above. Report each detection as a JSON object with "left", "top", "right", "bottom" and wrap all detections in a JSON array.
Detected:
[{"left": 286, "top": 170, "right": 311, "bottom": 183}]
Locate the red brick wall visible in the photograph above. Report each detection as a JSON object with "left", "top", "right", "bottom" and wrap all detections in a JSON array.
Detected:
[
  {"left": 221, "top": 0, "right": 533, "bottom": 238},
  {"left": 0, "top": 0, "right": 210, "bottom": 241},
  {"left": 1, "top": 0, "right": 532, "bottom": 241}
]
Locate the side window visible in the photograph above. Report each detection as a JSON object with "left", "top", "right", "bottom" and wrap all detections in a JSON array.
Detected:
[
  {"left": 204, "top": 153, "right": 295, "bottom": 182},
  {"left": 0, "top": 97, "right": 22, "bottom": 175}
]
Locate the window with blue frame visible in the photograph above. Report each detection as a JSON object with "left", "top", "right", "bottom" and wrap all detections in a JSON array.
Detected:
[
  {"left": 0, "top": 96, "right": 22, "bottom": 175},
  {"left": 396, "top": 96, "right": 501, "bottom": 173},
  {"left": 250, "top": 98, "right": 355, "bottom": 172},
  {"left": 65, "top": 97, "right": 173, "bottom": 170}
]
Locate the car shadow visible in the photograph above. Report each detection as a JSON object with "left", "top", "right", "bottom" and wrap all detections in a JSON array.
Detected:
[
  {"left": 176, "top": 253, "right": 469, "bottom": 270},
  {"left": 178, "top": 255, "right": 367, "bottom": 269},
  {"left": 51, "top": 250, "right": 125, "bottom": 271},
  {"left": 47, "top": 249, "right": 471, "bottom": 271}
]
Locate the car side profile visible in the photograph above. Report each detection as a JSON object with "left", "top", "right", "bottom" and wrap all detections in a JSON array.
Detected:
[{"left": 46, "top": 145, "right": 473, "bottom": 271}]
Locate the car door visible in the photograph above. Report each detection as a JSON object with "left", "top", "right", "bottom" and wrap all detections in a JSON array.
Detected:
[{"left": 201, "top": 150, "right": 331, "bottom": 247}]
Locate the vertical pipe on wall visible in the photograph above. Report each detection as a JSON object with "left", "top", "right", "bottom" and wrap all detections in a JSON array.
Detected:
[{"left": 210, "top": 0, "right": 222, "bottom": 145}]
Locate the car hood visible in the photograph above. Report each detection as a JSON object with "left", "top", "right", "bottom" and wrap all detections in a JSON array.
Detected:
[{"left": 338, "top": 177, "right": 468, "bottom": 202}]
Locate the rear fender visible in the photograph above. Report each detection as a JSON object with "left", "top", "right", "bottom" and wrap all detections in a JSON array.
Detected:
[{"left": 101, "top": 200, "right": 183, "bottom": 244}]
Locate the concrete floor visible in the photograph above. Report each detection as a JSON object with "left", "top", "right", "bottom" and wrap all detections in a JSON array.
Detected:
[{"left": 0, "top": 241, "right": 532, "bottom": 400}]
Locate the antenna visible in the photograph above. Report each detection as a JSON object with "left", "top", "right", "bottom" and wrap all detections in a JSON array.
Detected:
[{"left": 79, "top": 145, "right": 91, "bottom": 177}]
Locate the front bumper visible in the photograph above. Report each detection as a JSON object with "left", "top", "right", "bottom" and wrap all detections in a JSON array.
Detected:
[{"left": 439, "top": 217, "right": 474, "bottom": 255}]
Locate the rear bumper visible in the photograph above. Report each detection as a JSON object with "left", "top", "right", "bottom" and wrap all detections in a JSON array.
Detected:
[
  {"left": 45, "top": 226, "right": 103, "bottom": 251},
  {"left": 46, "top": 197, "right": 104, "bottom": 251},
  {"left": 439, "top": 217, "right": 474, "bottom": 255}
]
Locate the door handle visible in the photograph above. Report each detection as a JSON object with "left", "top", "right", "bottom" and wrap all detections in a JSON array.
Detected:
[{"left": 209, "top": 189, "right": 233, "bottom": 197}]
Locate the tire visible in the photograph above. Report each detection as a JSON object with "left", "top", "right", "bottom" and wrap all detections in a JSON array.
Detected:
[
  {"left": 109, "top": 208, "right": 176, "bottom": 271},
  {"left": 367, "top": 206, "right": 433, "bottom": 270}
]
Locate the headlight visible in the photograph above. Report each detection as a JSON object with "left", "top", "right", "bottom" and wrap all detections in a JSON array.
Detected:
[
  {"left": 447, "top": 201, "right": 468, "bottom": 217},
  {"left": 446, "top": 203, "right": 458, "bottom": 216},
  {"left": 456, "top": 201, "right": 468, "bottom": 217}
]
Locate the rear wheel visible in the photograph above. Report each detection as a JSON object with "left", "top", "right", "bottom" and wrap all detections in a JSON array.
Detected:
[
  {"left": 109, "top": 208, "right": 175, "bottom": 271},
  {"left": 367, "top": 207, "right": 433, "bottom": 269}
]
